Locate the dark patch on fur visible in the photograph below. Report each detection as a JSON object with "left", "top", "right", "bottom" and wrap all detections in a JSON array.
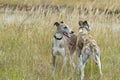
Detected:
[
  {"left": 60, "top": 21, "right": 64, "bottom": 23},
  {"left": 52, "top": 56, "right": 56, "bottom": 67},
  {"left": 54, "top": 22, "right": 59, "bottom": 26}
]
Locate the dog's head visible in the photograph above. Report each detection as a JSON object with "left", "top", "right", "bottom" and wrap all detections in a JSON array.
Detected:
[
  {"left": 54, "top": 21, "right": 74, "bottom": 38},
  {"left": 78, "top": 20, "right": 91, "bottom": 31}
]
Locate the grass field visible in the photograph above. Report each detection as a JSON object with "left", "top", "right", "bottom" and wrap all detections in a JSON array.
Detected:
[
  {"left": 0, "top": 0, "right": 120, "bottom": 80},
  {"left": 0, "top": 0, "right": 120, "bottom": 10}
]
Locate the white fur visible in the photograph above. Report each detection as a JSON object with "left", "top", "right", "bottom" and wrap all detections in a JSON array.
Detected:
[
  {"left": 79, "top": 29, "right": 83, "bottom": 33},
  {"left": 52, "top": 22, "right": 74, "bottom": 74},
  {"left": 55, "top": 33, "right": 63, "bottom": 39}
]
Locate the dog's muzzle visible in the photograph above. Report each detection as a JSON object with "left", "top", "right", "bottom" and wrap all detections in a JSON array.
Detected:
[{"left": 63, "top": 32, "right": 70, "bottom": 38}]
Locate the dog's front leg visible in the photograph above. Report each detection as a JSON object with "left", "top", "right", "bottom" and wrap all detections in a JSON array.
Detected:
[
  {"left": 52, "top": 48, "right": 56, "bottom": 76},
  {"left": 52, "top": 55, "right": 56, "bottom": 76},
  {"left": 61, "top": 48, "right": 67, "bottom": 71},
  {"left": 63, "top": 56, "right": 67, "bottom": 70},
  {"left": 52, "top": 55, "right": 56, "bottom": 68}
]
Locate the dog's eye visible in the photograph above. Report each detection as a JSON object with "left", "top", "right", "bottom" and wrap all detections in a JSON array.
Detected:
[{"left": 64, "top": 26, "right": 67, "bottom": 29}]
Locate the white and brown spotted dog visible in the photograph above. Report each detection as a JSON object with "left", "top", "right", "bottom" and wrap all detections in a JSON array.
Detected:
[{"left": 76, "top": 20, "right": 102, "bottom": 80}]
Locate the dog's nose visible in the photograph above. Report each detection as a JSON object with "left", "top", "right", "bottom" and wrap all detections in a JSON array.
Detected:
[{"left": 71, "top": 31, "right": 74, "bottom": 34}]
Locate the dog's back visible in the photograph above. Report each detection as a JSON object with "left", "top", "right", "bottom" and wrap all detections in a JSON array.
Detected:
[{"left": 78, "top": 32, "right": 97, "bottom": 48}]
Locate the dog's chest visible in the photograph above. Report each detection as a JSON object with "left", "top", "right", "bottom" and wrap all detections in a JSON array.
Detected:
[
  {"left": 52, "top": 38, "right": 66, "bottom": 55},
  {"left": 53, "top": 39, "right": 65, "bottom": 48}
]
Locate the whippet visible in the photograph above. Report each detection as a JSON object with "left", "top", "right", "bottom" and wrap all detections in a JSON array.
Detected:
[
  {"left": 67, "top": 33, "right": 77, "bottom": 69},
  {"left": 76, "top": 20, "right": 102, "bottom": 80},
  {"left": 52, "top": 21, "right": 74, "bottom": 74}
]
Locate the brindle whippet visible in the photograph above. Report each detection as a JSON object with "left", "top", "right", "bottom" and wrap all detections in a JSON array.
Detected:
[{"left": 76, "top": 20, "right": 102, "bottom": 80}]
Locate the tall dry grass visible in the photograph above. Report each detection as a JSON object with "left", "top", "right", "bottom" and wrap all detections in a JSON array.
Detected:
[
  {"left": 0, "top": 0, "right": 120, "bottom": 9},
  {"left": 0, "top": 0, "right": 120, "bottom": 80}
]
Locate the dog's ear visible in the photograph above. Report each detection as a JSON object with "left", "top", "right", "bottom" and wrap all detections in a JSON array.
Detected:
[
  {"left": 78, "top": 21, "right": 84, "bottom": 26},
  {"left": 83, "top": 20, "right": 88, "bottom": 25},
  {"left": 54, "top": 22, "right": 59, "bottom": 26},
  {"left": 60, "top": 21, "right": 64, "bottom": 23}
]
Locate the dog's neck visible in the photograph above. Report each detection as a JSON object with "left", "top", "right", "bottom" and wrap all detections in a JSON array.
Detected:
[
  {"left": 79, "top": 28, "right": 88, "bottom": 34},
  {"left": 54, "top": 32, "right": 63, "bottom": 40}
]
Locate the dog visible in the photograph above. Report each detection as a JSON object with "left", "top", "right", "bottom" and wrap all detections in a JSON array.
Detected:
[
  {"left": 67, "top": 33, "right": 77, "bottom": 69},
  {"left": 52, "top": 21, "right": 74, "bottom": 74},
  {"left": 76, "top": 20, "right": 102, "bottom": 80}
]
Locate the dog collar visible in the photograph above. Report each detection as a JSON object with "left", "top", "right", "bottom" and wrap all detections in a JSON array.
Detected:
[{"left": 54, "top": 35, "right": 63, "bottom": 40}]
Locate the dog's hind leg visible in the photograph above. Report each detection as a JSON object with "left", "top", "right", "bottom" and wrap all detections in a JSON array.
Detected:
[
  {"left": 93, "top": 48, "right": 102, "bottom": 76},
  {"left": 79, "top": 47, "right": 90, "bottom": 80},
  {"left": 69, "top": 50, "right": 75, "bottom": 69},
  {"left": 96, "top": 55, "right": 102, "bottom": 75},
  {"left": 94, "top": 55, "right": 102, "bottom": 76},
  {"left": 78, "top": 55, "right": 85, "bottom": 80}
]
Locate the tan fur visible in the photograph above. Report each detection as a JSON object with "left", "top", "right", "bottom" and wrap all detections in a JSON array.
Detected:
[
  {"left": 68, "top": 34, "right": 77, "bottom": 54},
  {"left": 76, "top": 28, "right": 98, "bottom": 56}
]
